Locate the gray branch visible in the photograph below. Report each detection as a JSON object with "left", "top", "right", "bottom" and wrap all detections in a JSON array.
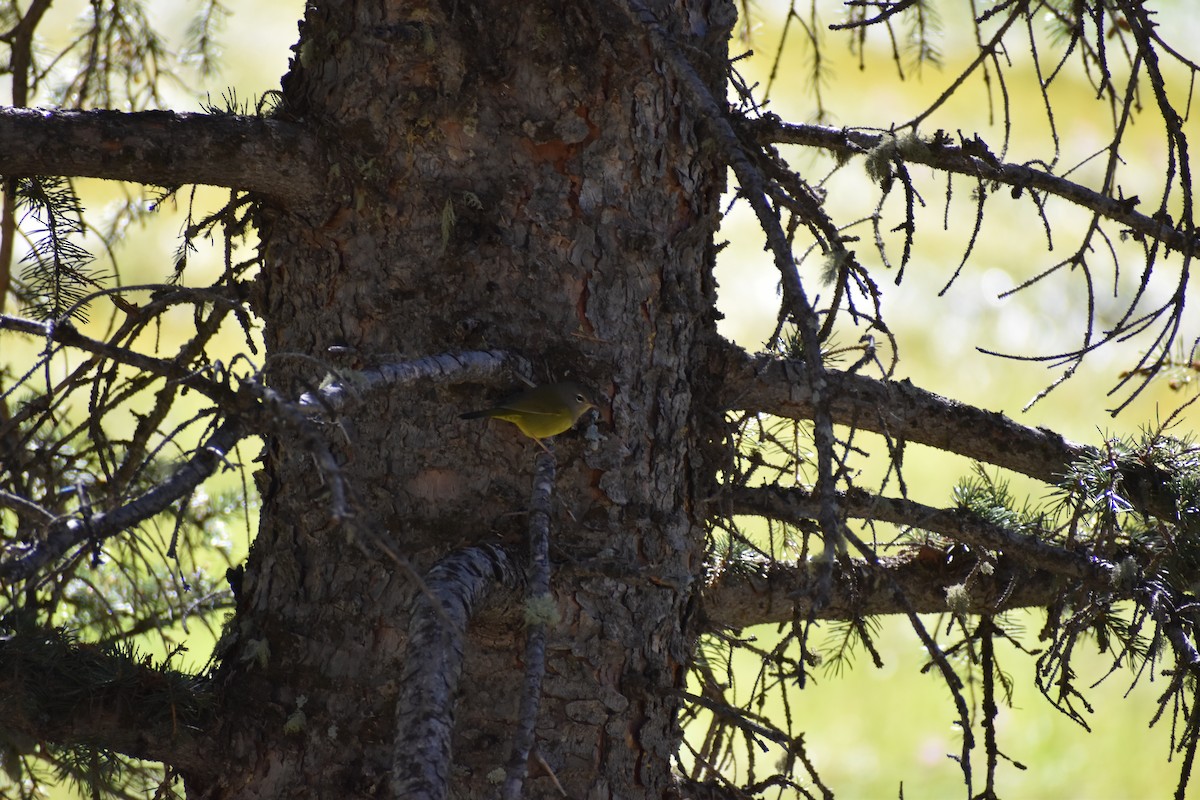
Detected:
[
  {"left": 721, "top": 348, "right": 1182, "bottom": 522},
  {"left": 297, "top": 350, "right": 521, "bottom": 416},
  {"left": 0, "top": 418, "right": 244, "bottom": 583},
  {"left": 724, "top": 484, "right": 1111, "bottom": 581},
  {"left": 392, "top": 544, "right": 525, "bottom": 800},
  {"left": 723, "top": 347, "right": 1084, "bottom": 483},
  {"left": 704, "top": 484, "right": 1122, "bottom": 630},
  {"left": 1, "top": 313, "right": 244, "bottom": 410},
  {"left": 702, "top": 548, "right": 1113, "bottom": 631},
  {"left": 503, "top": 450, "right": 556, "bottom": 800}
]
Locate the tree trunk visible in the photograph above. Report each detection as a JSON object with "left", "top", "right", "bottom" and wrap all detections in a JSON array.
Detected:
[{"left": 201, "top": 1, "right": 733, "bottom": 796}]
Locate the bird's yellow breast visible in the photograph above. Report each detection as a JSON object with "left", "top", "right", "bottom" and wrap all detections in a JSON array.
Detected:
[{"left": 489, "top": 407, "right": 576, "bottom": 439}]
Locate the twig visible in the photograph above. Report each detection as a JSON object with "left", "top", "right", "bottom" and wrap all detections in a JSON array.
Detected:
[
  {"left": 724, "top": 484, "right": 1112, "bottom": 581},
  {"left": 751, "top": 119, "right": 1199, "bottom": 258},
  {"left": 503, "top": 449, "right": 556, "bottom": 800}
]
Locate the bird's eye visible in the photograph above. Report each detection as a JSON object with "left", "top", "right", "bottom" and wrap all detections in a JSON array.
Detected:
[{"left": 576, "top": 393, "right": 586, "bottom": 403}]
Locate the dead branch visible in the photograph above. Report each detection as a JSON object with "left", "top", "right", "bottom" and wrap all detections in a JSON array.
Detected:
[{"left": 0, "top": 107, "right": 324, "bottom": 202}]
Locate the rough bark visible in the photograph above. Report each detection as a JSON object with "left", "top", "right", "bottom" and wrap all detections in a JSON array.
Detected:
[
  {"left": 198, "top": 1, "right": 734, "bottom": 797},
  {"left": 0, "top": 107, "right": 323, "bottom": 201},
  {"left": 392, "top": 545, "right": 525, "bottom": 799},
  {"left": 720, "top": 349, "right": 1088, "bottom": 486},
  {"left": 701, "top": 547, "right": 1103, "bottom": 627},
  {"left": 721, "top": 349, "right": 1184, "bottom": 523}
]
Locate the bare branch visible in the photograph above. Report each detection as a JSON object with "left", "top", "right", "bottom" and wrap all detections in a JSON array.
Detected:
[
  {"left": 722, "top": 484, "right": 1111, "bottom": 581},
  {"left": 828, "top": 0, "right": 920, "bottom": 31},
  {"left": 721, "top": 348, "right": 1182, "bottom": 523},
  {"left": 0, "top": 487, "right": 55, "bottom": 524},
  {"left": 0, "top": 311, "right": 244, "bottom": 411},
  {"left": 297, "top": 349, "right": 524, "bottom": 416},
  {"left": 503, "top": 450, "right": 556, "bottom": 800},
  {"left": 392, "top": 544, "right": 525, "bottom": 800},
  {"left": 702, "top": 547, "right": 1106, "bottom": 631},
  {"left": 721, "top": 347, "right": 1085, "bottom": 484},
  {"left": 752, "top": 118, "right": 1199, "bottom": 258},
  {"left": 0, "top": 107, "right": 325, "bottom": 202},
  {"left": 0, "top": 417, "right": 244, "bottom": 582}
]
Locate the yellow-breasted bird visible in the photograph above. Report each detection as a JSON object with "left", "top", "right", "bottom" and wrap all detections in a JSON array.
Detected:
[{"left": 459, "top": 381, "right": 597, "bottom": 447}]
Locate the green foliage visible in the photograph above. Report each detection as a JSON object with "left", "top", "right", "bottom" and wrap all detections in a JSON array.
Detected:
[
  {"left": 1057, "top": 428, "right": 1200, "bottom": 592},
  {"left": 14, "top": 177, "right": 103, "bottom": 322},
  {"left": 820, "top": 615, "right": 882, "bottom": 677},
  {"left": 0, "top": 626, "right": 204, "bottom": 800},
  {"left": 0, "top": 388, "right": 243, "bottom": 644},
  {"left": 199, "top": 86, "right": 282, "bottom": 118},
  {"left": 900, "top": 0, "right": 942, "bottom": 72},
  {"left": 953, "top": 464, "right": 1046, "bottom": 537},
  {"left": 181, "top": 1, "right": 231, "bottom": 78}
]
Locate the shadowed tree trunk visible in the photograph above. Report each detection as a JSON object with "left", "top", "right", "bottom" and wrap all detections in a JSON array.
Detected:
[{"left": 206, "top": 1, "right": 732, "bottom": 796}]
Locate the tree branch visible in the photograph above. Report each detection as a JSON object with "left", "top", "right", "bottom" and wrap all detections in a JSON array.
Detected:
[
  {"left": 503, "top": 450, "right": 556, "bottom": 800},
  {"left": 0, "top": 417, "right": 244, "bottom": 582},
  {"left": 722, "top": 347, "right": 1085, "bottom": 483},
  {"left": 0, "top": 107, "right": 324, "bottom": 201},
  {"left": 723, "top": 484, "right": 1111, "bottom": 581},
  {"left": 392, "top": 544, "right": 525, "bottom": 800},
  {"left": 0, "top": 628, "right": 213, "bottom": 778},
  {"left": 721, "top": 347, "right": 1182, "bottom": 522},
  {"left": 0, "top": 312, "right": 244, "bottom": 410},
  {"left": 751, "top": 118, "right": 1199, "bottom": 258},
  {"left": 297, "top": 349, "right": 523, "bottom": 416},
  {"left": 701, "top": 547, "right": 1104, "bottom": 631}
]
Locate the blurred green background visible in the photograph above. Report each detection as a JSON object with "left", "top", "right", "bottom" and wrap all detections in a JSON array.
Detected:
[{"left": 7, "top": 1, "right": 1199, "bottom": 797}]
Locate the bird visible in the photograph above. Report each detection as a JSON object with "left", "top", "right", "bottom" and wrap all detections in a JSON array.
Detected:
[{"left": 459, "top": 381, "right": 598, "bottom": 448}]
